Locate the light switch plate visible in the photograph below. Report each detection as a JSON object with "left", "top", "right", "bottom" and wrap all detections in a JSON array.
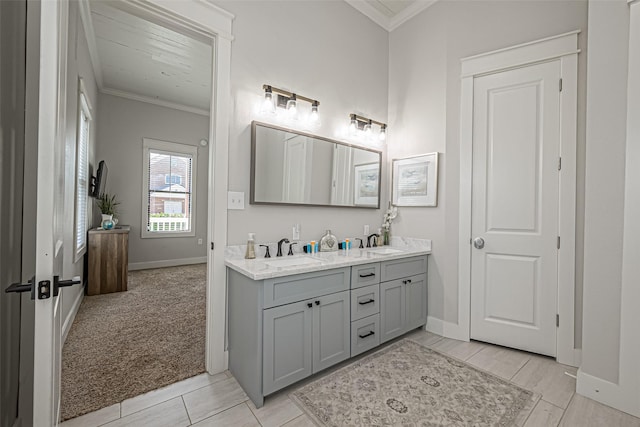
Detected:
[{"left": 228, "top": 191, "right": 245, "bottom": 210}]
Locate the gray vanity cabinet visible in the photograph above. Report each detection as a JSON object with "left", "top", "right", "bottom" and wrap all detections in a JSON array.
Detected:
[
  {"left": 228, "top": 254, "right": 427, "bottom": 409},
  {"left": 263, "top": 300, "right": 313, "bottom": 395},
  {"left": 312, "top": 290, "right": 350, "bottom": 372},
  {"left": 263, "top": 289, "right": 350, "bottom": 395},
  {"left": 380, "top": 279, "right": 406, "bottom": 343},
  {"left": 379, "top": 256, "right": 429, "bottom": 344},
  {"left": 405, "top": 274, "right": 428, "bottom": 330},
  {"left": 228, "top": 267, "right": 350, "bottom": 408}
]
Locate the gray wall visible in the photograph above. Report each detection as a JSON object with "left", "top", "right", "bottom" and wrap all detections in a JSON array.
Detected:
[
  {"left": 95, "top": 94, "right": 209, "bottom": 266},
  {"left": 581, "top": 0, "right": 630, "bottom": 385},
  {"left": 60, "top": 1, "right": 99, "bottom": 333},
  {"left": 387, "top": 0, "right": 588, "bottom": 340},
  {"left": 214, "top": 0, "right": 389, "bottom": 245}
]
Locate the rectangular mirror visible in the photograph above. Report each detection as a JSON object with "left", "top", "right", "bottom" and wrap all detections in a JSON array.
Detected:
[{"left": 251, "top": 121, "right": 381, "bottom": 208}]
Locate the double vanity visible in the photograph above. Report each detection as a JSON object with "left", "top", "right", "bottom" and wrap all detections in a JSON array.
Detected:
[{"left": 225, "top": 240, "right": 431, "bottom": 407}]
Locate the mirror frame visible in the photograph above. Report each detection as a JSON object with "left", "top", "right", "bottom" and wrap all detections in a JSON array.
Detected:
[{"left": 250, "top": 120, "right": 382, "bottom": 209}]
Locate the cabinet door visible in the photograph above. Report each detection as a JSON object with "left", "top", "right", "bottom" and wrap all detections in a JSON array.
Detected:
[
  {"left": 405, "top": 274, "right": 427, "bottom": 331},
  {"left": 380, "top": 279, "right": 406, "bottom": 344},
  {"left": 263, "top": 300, "right": 313, "bottom": 395},
  {"left": 313, "top": 290, "right": 350, "bottom": 373}
]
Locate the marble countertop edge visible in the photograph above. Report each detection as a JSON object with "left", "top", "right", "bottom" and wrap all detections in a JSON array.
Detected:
[{"left": 225, "top": 237, "right": 432, "bottom": 281}]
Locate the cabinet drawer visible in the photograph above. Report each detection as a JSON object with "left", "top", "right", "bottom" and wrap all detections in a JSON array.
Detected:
[
  {"left": 351, "top": 263, "right": 380, "bottom": 289},
  {"left": 350, "top": 284, "right": 379, "bottom": 321},
  {"left": 351, "top": 314, "right": 380, "bottom": 357},
  {"left": 263, "top": 267, "right": 350, "bottom": 308},
  {"left": 381, "top": 256, "right": 426, "bottom": 283}
]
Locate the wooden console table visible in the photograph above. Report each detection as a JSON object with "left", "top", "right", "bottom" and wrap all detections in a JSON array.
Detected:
[{"left": 87, "top": 226, "right": 130, "bottom": 296}]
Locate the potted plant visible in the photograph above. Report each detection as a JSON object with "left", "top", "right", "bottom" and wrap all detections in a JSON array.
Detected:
[{"left": 96, "top": 193, "right": 120, "bottom": 229}]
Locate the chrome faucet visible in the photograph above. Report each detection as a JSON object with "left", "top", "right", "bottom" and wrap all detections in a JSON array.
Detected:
[
  {"left": 277, "top": 238, "right": 290, "bottom": 257},
  {"left": 367, "top": 233, "right": 378, "bottom": 248}
]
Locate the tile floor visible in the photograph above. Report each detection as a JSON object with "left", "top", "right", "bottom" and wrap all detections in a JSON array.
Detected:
[{"left": 60, "top": 330, "right": 640, "bottom": 427}]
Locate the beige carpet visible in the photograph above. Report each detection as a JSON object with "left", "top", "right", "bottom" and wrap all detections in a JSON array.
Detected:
[
  {"left": 61, "top": 264, "right": 206, "bottom": 421},
  {"left": 291, "top": 339, "right": 539, "bottom": 426}
]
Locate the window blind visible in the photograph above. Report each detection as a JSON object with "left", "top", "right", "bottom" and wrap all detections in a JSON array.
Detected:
[{"left": 74, "top": 92, "right": 91, "bottom": 259}]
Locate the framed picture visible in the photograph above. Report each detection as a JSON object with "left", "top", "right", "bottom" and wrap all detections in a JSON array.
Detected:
[
  {"left": 354, "top": 162, "right": 379, "bottom": 206},
  {"left": 392, "top": 153, "right": 439, "bottom": 207}
]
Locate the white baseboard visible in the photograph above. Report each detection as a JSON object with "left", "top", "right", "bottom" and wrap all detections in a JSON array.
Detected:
[
  {"left": 62, "top": 283, "right": 84, "bottom": 344},
  {"left": 577, "top": 368, "right": 640, "bottom": 418},
  {"left": 425, "top": 316, "right": 444, "bottom": 335},
  {"left": 128, "top": 256, "right": 207, "bottom": 271},
  {"left": 425, "top": 316, "right": 471, "bottom": 342}
]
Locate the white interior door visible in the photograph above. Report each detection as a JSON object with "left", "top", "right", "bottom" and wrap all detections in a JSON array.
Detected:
[
  {"left": 282, "top": 134, "right": 312, "bottom": 203},
  {"left": 470, "top": 60, "right": 560, "bottom": 357},
  {"left": 32, "top": 0, "right": 68, "bottom": 424}
]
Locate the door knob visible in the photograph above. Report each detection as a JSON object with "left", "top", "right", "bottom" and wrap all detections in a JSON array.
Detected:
[{"left": 473, "top": 237, "right": 485, "bottom": 249}]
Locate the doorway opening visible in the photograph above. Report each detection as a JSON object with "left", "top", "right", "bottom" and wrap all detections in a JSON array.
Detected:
[{"left": 59, "top": 1, "right": 213, "bottom": 420}]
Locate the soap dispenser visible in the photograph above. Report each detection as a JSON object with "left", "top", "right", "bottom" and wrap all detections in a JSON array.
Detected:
[{"left": 245, "top": 233, "right": 256, "bottom": 259}]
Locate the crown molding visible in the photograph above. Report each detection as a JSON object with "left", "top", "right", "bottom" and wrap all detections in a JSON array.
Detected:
[
  {"left": 101, "top": 87, "right": 210, "bottom": 116},
  {"left": 345, "top": 0, "right": 392, "bottom": 31},
  {"left": 345, "top": 0, "right": 438, "bottom": 32},
  {"left": 389, "top": 0, "right": 437, "bottom": 31}
]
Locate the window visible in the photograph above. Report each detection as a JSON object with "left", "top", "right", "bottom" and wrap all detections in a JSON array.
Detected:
[
  {"left": 74, "top": 79, "right": 92, "bottom": 261},
  {"left": 142, "top": 138, "right": 198, "bottom": 238},
  {"left": 164, "top": 174, "right": 183, "bottom": 185}
]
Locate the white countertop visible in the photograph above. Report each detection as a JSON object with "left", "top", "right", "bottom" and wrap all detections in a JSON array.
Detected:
[{"left": 225, "top": 237, "right": 431, "bottom": 281}]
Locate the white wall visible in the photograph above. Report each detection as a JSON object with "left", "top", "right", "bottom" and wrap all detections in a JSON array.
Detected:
[
  {"left": 60, "top": 1, "right": 99, "bottom": 335},
  {"left": 580, "top": 0, "right": 629, "bottom": 388},
  {"left": 213, "top": 0, "right": 389, "bottom": 246},
  {"left": 387, "top": 0, "right": 588, "bottom": 336},
  {"left": 95, "top": 94, "right": 209, "bottom": 266}
]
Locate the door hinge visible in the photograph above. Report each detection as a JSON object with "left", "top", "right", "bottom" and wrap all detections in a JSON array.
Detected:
[
  {"left": 210, "top": 242, "right": 214, "bottom": 250},
  {"left": 556, "top": 314, "right": 560, "bottom": 327},
  {"left": 558, "top": 157, "right": 562, "bottom": 171},
  {"left": 559, "top": 78, "right": 563, "bottom": 92},
  {"left": 557, "top": 236, "right": 561, "bottom": 249}
]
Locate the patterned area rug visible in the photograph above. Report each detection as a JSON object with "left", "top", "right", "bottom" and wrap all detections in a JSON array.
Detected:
[
  {"left": 291, "top": 339, "right": 539, "bottom": 426},
  {"left": 60, "top": 264, "right": 206, "bottom": 421}
]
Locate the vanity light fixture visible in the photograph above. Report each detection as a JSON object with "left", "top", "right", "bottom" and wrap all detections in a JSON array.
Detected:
[
  {"left": 348, "top": 113, "right": 388, "bottom": 142},
  {"left": 261, "top": 84, "right": 320, "bottom": 124}
]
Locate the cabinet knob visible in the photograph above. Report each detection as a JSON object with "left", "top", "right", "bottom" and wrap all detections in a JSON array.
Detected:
[
  {"left": 315, "top": 300, "right": 320, "bottom": 306},
  {"left": 307, "top": 302, "right": 313, "bottom": 308}
]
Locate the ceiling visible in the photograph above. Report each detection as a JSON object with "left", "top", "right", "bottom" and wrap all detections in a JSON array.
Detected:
[
  {"left": 88, "top": 1, "right": 212, "bottom": 113},
  {"left": 346, "top": 0, "right": 437, "bottom": 31}
]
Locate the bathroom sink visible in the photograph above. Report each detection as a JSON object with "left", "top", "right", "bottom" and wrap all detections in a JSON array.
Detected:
[
  {"left": 263, "top": 257, "right": 324, "bottom": 268},
  {"left": 366, "top": 247, "right": 404, "bottom": 255}
]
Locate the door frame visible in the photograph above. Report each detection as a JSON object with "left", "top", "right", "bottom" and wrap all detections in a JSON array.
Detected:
[
  {"left": 456, "top": 31, "right": 580, "bottom": 366},
  {"left": 76, "top": 0, "right": 234, "bottom": 374}
]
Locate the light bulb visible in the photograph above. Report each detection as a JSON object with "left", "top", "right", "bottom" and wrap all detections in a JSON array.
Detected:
[
  {"left": 260, "top": 86, "right": 275, "bottom": 114},
  {"left": 286, "top": 94, "right": 298, "bottom": 120},
  {"left": 309, "top": 102, "right": 319, "bottom": 123},
  {"left": 363, "top": 120, "right": 373, "bottom": 139},
  {"left": 379, "top": 124, "right": 387, "bottom": 142},
  {"left": 349, "top": 114, "right": 357, "bottom": 135}
]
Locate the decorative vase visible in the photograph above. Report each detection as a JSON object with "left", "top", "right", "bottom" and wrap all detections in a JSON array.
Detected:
[
  {"left": 101, "top": 214, "right": 114, "bottom": 230},
  {"left": 383, "top": 228, "right": 391, "bottom": 246}
]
